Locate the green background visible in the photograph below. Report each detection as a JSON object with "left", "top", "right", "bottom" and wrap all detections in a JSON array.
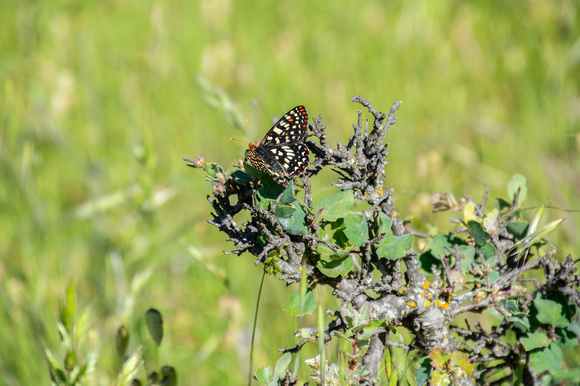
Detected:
[{"left": 1, "top": 0, "right": 578, "bottom": 384}]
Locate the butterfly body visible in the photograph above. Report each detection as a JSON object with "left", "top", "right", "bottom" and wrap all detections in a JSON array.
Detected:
[{"left": 245, "top": 105, "right": 310, "bottom": 186}]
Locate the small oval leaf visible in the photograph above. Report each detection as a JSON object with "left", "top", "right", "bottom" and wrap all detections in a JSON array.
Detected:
[
  {"left": 145, "top": 308, "right": 164, "bottom": 346},
  {"left": 317, "top": 255, "right": 354, "bottom": 278}
]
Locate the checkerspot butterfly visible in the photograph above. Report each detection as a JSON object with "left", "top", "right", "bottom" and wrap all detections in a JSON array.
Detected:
[{"left": 245, "top": 105, "right": 310, "bottom": 186}]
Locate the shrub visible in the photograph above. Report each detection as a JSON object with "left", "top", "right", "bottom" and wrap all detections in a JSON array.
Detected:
[{"left": 185, "top": 97, "right": 579, "bottom": 385}]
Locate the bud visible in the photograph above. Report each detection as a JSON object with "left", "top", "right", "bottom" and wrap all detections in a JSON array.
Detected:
[
  {"left": 195, "top": 155, "right": 205, "bottom": 169},
  {"left": 212, "top": 184, "right": 225, "bottom": 196}
]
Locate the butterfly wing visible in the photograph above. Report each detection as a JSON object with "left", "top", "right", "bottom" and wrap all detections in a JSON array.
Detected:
[
  {"left": 258, "top": 106, "right": 308, "bottom": 147},
  {"left": 245, "top": 105, "right": 310, "bottom": 186},
  {"left": 261, "top": 142, "right": 310, "bottom": 184}
]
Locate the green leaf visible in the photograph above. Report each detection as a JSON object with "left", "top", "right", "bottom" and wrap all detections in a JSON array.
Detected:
[
  {"left": 552, "top": 369, "right": 580, "bottom": 383},
  {"left": 426, "top": 224, "right": 439, "bottom": 237},
  {"left": 429, "top": 233, "right": 453, "bottom": 260},
  {"left": 458, "top": 245, "right": 475, "bottom": 274},
  {"left": 277, "top": 203, "right": 307, "bottom": 235},
  {"left": 116, "top": 347, "right": 144, "bottom": 386},
  {"left": 331, "top": 221, "right": 350, "bottom": 248},
  {"left": 317, "top": 256, "right": 354, "bottom": 278},
  {"left": 285, "top": 289, "right": 316, "bottom": 316},
  {"left": 314, "top": 190, "right": 355, "bottom": 221},
  {"left": 256, "top": 183, "right": 308, "bottom": 236},
  {"left": 561, "top": 319, "right": 580, "bottom": 348},
  {"left": 430, "top": 370, "right": 450, "bottom": 385},
  {"left": 315, "top": 222, "right": 352, "bottom": 255},
  {"left": 429, "top": 348, "right": 449, "bottom": 369},
  {"left": 378, "top": 212, "right": 392, "bottom": 235},
  {"left": 60, "top": 283, "right": 76, "bottom": 332},
  {"left": 384, "top": 347, "right": 398, "bottom": 386},
  {"left": 527, "top": 205, "right": 544, "bottom": 237},
  {"left": 521, "top": 331, "right": 550, "bottom": 351},
  {"left": 256, "top": 176, "right": 285, "bottom": 200},
  {"left": 254, "top": 366, "right": 274, "bottom": 384},
  {"left": 205, "top": 162, "right": 225, "bottom": 182},
  {"left": 44, "top": 344, "right": 65, "bottom": 379},
  {"left": 205, "top": 162, "right": 223, "bottom": 177},
  {"left": 243, "top": 161, "right": 262, "bottom": 179},
  {"left": 145, "top": 308, "right": 164, "bottom": 346},
  {"left": 75, "top": 307, "right": 91, "bottom": 344},
  {"left": 479, "top": 242, "right": 497, "bottom": 264},
  {"left": 359, "top": 319, "right": 388, "bottom": 332},
  {"left": 273, "top": 353, "right": 292, "bottom": 384},
  {"left": 256, "top": 234, "right": 268, "bottom": 247},
  {"left": 529, "top": 342, "right": 564, "bottom": 375},
  {"left": 315, "top": 236, "right": 336, "bottom": 255},
  {"left": 274, "top": 204, "right": 297, "bottom": 218},
  {"left": 514, "top": 362, "right": 524, "bottom": 385},
  {"left": 416, "top": 357, "right": 432, "bottom": 386},
  {"left": 508, "top": 174, "right": 528, "bottom": 204},
  {"left": 506, "top": 221, "right": 529, "bottom": 239},
  {"left": 483, "top": 208, "right": 499, "bottom": 232},
  {"left": 497, "top": 197, "right": 512, "bottom": 210},
  {"left": 317, "top": 302, "right": 326, "bottom": 379},
  {"left": 448, "top": 351, "right": 474, "bottom": 376},
  {"left": 533, "top": 297, "right": 569, "bottom": 328},
  {"left": 358, "top": 327, "right": 386, "bottom": 341},
  {"left": 358, "top": 324, "right": 387, "bottom": 341},
  {"left": 500, "top": 299, "right": 520, "bottom": 313},
  {"left": 281, "top": 184, "right": 300, "bottom": 206},
  {"left": 345, "top": 303, "right": 371, "bottom": 328},
  {"left": 418, "top": 251, "right": 439, "bottom": 274},
  {"left": 487, "top": 270, "right": 500, "bottom": 285},
  {"left": 498, "top": 300, "right": 531, "bottom": 332},
  {"left": 509, "top": 315, "right": 531, "bottom": 332},
  {"left": 468, "top": 221, "right": 489, "bottom": 247},
  {"left": 343, "top": 213, "right": 368, "bottom": 247},
  {"left": 513, "top": 218, "right": 565, "bottom": 252},
  {"left": 116, "top": 325, "right": 129, "bottom": 359},
  {"left": 377, "top": 233, "right": 413, "bottom": 260},
  {"left": 232, "top": 169, "right": 252, "bottom": 184},
  {"left": 323, "top": 220, "right": 350, "bottom": 247},
  {"left": 334, "top": 330, "right": 355, "bottom": 343}
]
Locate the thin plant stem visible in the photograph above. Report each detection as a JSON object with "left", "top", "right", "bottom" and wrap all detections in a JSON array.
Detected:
[{"left": 248, "top": 269, "right": 267, "bottom": 386}]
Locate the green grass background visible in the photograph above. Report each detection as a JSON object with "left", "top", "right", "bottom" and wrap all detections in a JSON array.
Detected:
[{"left": 1, "top": 0, "right": 579, "bottom": 384}]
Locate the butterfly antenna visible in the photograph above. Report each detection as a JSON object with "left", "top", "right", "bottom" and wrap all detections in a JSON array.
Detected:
[
  {"left": 230, "top": 119, "right": 253, "bottom": 144},
  {"left": 246, "top": 118, "right": 251, "bottom": 138}
]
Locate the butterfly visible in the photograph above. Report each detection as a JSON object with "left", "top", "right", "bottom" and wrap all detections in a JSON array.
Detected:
[{"left": 244, "top": 105, "right": 310, "bottom": 186}]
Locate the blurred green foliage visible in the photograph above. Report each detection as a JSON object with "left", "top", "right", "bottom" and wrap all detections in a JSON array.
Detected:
[{"left": 0, "top": 0, "right": 578, "bottom": 384}]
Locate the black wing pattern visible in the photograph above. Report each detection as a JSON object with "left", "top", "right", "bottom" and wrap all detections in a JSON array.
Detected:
[{"left": 245, "top": 105, "right": 310, "bottom": 186}]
